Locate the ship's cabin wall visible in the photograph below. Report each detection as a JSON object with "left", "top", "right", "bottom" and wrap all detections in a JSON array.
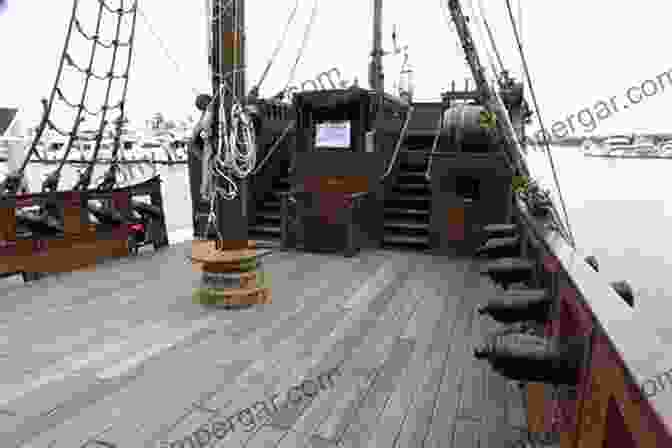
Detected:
[{"left": 279, "top": 88, "right": 410, "bottom": 253}]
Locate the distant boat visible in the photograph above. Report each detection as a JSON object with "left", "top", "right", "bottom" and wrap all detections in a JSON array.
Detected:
[
  {"left": 0, "top": 107, "right": 27, "bottom": 164},
  {"left": 584, "top": 135, "right": 662, "bottom": 158},
  {"left": 0, "top": 135, "right": 27, "bottom": 162},
  {"left": 138, "top": 137, "right": 175, "bottom": 163},
  {"left": 581, "top": 138, "right": 594, "bottom": 152},
  {"left": 657, "top": 140, "right": 672, "bottom": 158}
]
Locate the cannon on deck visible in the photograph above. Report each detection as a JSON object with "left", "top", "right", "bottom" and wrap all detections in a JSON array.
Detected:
[{"left": 0, "top": 176, "right": 169, "bottom": 281}]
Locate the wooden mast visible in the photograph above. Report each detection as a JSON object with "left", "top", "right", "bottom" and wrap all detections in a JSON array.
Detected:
[
  {"left": 191, "top": 0, "right": 270, "bottom": 307},
  {"left": 211, "top": 0, "right": 248, "bottom": 250},
  {"left": 369, "top": 0, "right": 384, "bottom": 92}
]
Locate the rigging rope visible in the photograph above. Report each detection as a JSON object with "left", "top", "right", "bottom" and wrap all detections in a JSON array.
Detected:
[
  {"left": 137, "top": 6, "right": 200, "bottom": 97},
  {"left": 444, "top": 0, "right": 528, "bottom": 178},
  {"left": 77, "top": 0, "right": 137, "bottom": 191},
  {"left": 46, "top": 0, "right": 109, "bottom": 192},
  {"left": 282, "top": 0, "right": 320, "bottom": 95},
  {"left": 504, "top": 0, "right": 575, "bottom": 246},
  {"left": 479, "top": 13, "right": 505, "bottom": 80},
  {"left": 0, "top": 0, "right": 139, "bottom": 196},
  {"left": 250, "top": 0, "right": 300, "bottom": 96}
]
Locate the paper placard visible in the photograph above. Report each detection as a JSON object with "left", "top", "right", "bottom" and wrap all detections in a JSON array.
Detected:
[{"left": 315, "top": 121, "right": 351, "bottom": 148}]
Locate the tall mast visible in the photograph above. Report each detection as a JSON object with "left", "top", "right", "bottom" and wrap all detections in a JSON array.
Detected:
[
  {"left": 210, "top": 0, "right": 248, "bottom": 248},
  {"left": 369, "top": 0, "right": 384, "bottom": 92},
  {"left": 446, "top": 0, "right": 528, "bottom": 177}
]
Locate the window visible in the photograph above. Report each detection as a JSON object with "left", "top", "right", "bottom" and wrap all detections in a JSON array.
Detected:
[{"left": 315, "top": 121, "right": 351, "bottom": 149}]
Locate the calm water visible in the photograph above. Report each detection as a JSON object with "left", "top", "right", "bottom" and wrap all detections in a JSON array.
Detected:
[
  {"left": 526, "top": 147, "right": 672, "bottom": 329},
  {"left": 2, "top": 148, "right": 670, "bottom": 323}
]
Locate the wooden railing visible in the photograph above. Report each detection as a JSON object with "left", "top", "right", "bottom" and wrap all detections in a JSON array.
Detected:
[
  {"left": 513, "top": 198, "right": 672, "bottom": 447},
  {"left": 0, "top": 176, "right": 168, "bottom": 275}
]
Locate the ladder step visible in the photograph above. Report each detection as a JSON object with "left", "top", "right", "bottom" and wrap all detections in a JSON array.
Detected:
[
  {"left": 483, "top": 223, "right": 518, "bottom": 237},
  {"left": 389, "top": 194, "right": 430, "bottom": 202},
  {"left": 384, "top": 207, "right": 429, "bottom": 216},
  {"left": 394, "top": 183, "right": 429, "bottom": 191},
  {"left": 406, "top": 129, "right": 440, "bottom": 138},
  {"left": 480, "top": 258, "right": 535, "bottom": 274},
  {"left": 398, "top": 170, "right": 427, "bottom": 177},
  {"left": 475, "top": 236, "right": 520, "bottom": 256},
  {"left": 249, "top": 225, "right": 281, "bottom": 235},
  {"left": 256, "top": 212, "right": 280, "bottom": 221},
  {"left": 382, "top": 234, "right": 429, "bottom": 246},
  {"left": 501, "top": 287, "right": 549, "bottom": 297},
  {"left": 383, "top": 220, "right": 428, "bottom": 231}
]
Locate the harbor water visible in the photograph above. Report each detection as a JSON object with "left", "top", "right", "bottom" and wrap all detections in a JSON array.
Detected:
[
  {"left": 2, "top": 147, "right": 670, "bottom": 329},
  {"left": 526, "top": 147, "right": 672, "bottom": 336}
]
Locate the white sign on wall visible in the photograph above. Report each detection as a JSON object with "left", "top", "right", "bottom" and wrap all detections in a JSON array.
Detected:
[{"left": 315, "top": 121, "right": 351, "bottom": 148}]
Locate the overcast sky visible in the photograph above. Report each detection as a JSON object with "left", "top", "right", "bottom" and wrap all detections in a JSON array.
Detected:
[{"left": 1, "top": 0, "right": 671, "bottom": 136}]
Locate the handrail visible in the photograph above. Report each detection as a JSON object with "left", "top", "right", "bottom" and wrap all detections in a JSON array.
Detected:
[
  {"left": 424, "top": 110, "right": 445, "bottom": 181},
  {"left": 250, "top": 119, "right": 295, "bottom": 176},
  {"left": 380, "top": 106, "right": 414, "bottom": 181}
]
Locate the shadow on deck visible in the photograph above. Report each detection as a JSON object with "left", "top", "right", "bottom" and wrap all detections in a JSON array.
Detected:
[{"left": 1, "top": 242, "right": 528, "bottom": 447}]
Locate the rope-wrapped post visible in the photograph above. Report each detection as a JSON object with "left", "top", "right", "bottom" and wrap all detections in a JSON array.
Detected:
[{"left": 190, "top": 240, "right": 271, "bottom": 307}]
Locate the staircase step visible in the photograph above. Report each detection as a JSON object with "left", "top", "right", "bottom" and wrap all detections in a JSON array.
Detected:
[
  {"left": 480, "top": 258, "right": 536, "bottom": 274},
  {"left": 384, "top": 208, "right": 429, "bottom": 216},
  {"left": 406, "top": 129, "right": 439, "bottom": 138},
  {"left": 483, "top": 223, "right": 517, "bottom": 237},
  {"left": 398, "top": 169, "right": 427, "bottom": 176},
  {"left": 397, "top": 173, "right": 428, "bottom": 183},
  {"left": 383, "top": 220, "right": 429, "bottom": 231},
  {"left": 270, "top": 191, "right": 286, "bottom": 199},
  {"left": 249, "top": 224, "right": 281, "bottom": 235},
  {"left": 475, "top": 236, "right": 520, "bottom": 255},
  {"left": 256, "top": 212, "right": 280, "bottom": 222},
  {"left": 399, "top": 162, "right": 427, "bottom": 170},
  {"left": 393, "top": 183, "right": 429, "bottom": 192},
  {"left": 382, "top": 234, "right": 429, "bottom": 246},
  {"left": 388, "top": 194, "right": 430, "bottom": 202}
]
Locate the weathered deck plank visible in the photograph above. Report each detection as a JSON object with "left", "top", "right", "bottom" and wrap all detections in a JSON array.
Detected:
[
  {"left": 0, "top": 243, "right": 523, "bottom": 448},
  {"left": 184, "top": 256, "right": 408, "bottom": 448},
  {"left": 11, "top": 255, "right": 382, "bottom": 447},
  {"left": 235, "top": 254, "right": 416, "bottom": 448},
  {"left": 307, "top": 272, "right": 424, "bottom": 443},
  {"left": 365, "top": 263, "right": 462, "bottom": 448},
  {"left": 414, "top": 260, "right": 477, "bottom": 448}
]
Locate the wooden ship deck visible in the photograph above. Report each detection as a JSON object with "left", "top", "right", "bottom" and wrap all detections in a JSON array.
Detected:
[
  {"left": 0, "top": 242, "right": 531, "bottom": 448},
  {"left": 3, "top": 0, "right": 672, "bottom": 447}
]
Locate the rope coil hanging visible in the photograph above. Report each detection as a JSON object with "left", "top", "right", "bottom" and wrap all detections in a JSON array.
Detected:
[{"left": 199, "top": 0, "right": 257, "bottom": 208}]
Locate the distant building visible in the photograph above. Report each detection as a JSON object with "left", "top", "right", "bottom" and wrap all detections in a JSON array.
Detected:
[
  {"left": 0, "top": 106, "right": 31, "bottom": 190},
  {"left": 0, "top": 107, "right": 19, "bottom": 137}
]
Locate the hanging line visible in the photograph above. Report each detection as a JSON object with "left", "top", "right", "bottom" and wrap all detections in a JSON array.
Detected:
[{"left": 504, "top": 0, "right": 575, "bottom": 246}]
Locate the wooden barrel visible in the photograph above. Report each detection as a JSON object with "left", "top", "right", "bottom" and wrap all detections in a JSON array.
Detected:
[{"left": 190, "top": 240, "right": 271, "bottom": 306}]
